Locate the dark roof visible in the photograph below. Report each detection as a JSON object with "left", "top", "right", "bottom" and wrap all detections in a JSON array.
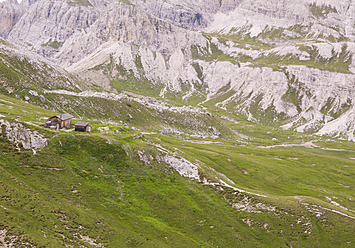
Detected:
[
  {"left": 55, "top": 113, "right": 74, "bottom": 121},
  {"left": 74, "top": 122, "right": 90, "bottom": 127}
]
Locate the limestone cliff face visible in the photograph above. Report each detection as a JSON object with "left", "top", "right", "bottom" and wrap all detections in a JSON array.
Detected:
[
  {"left": 0, "top": 0, "right": 18, "bottom": 37},
  {"left": 128, "top": 0, "right": 242, "bottom": 30},
  {"left": 2, "top": 0, "right": 355, "bottom": 140},
  {"left": 56, "top": 1, "right": 206, "bottom": 67},
  {"left": 7, "top": 0, "right": 100, "bottom": 58},
  {"left": 5, "top": 0, "right": 205, "bottom": 66},
  {"left": 0, "top": 0, "right": 40, "bottom": 37}
]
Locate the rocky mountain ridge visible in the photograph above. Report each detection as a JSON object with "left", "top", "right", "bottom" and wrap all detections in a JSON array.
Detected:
[{"left": 1, "top": 0, "right": 355, "bottom": 140}]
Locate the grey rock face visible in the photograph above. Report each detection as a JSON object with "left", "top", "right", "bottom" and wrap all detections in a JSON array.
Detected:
[
  {"left": 5, "top": 0, "right": 205, "bottom": 66},
  {"left": 7, "top": 0, "right": 100, "bottom": 58},
  {"left": 0, "top": 119, "right": 47, "bottom": 150},
  {"left": 0, "top": 0, "right": 39, "bottom": 38},
  {"left": 0, "top": 0, "right": 17, "bottom": 37},
  {"left": 129, "top": 0, "right": 242, "bottom": 30}
]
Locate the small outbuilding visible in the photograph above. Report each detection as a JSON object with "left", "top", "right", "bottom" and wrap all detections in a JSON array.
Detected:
[
  {"left": 48, "top": 113, "right": 74, "bottom": 129},
  {"left": 74, "top": 122, "right": 91, "bottom": 132}
]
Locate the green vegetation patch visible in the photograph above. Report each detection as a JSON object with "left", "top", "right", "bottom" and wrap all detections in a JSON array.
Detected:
[
  {"left": 0, "top": 38, "right": 14, "bottom": 47},
  {"left": 67, "top": 0, "right": 93, "bottom": 7},
  {"left": 205, "top": 31, "right": 274, "bottom": 51},
  {"left": 247, "top": 94, "right": 288, "bottom": 126},
  {"left": 111, "top": 74, "right": 164, "bottom": 100},
  {"left": 309, "top": 3, "right": 338, "bottom": 19},
  {"left": 251, "top": 44, "right": 352, "bottom": 74},
  {"left": 320, "top": 97, "right": 352, "bottom": 119},
  {"left": 191, "top": 62, "right": 204, "bottom": 82},
  {"left": 257, "top": 26, "right": 286, "bottom": 41},
  {"left": 0, "top": 48, "right": 85, "bottom": 96},
  {"left": 191, "top": 41, "right": 238, "bottom": 65},
  {"left": 298, "top": 44, "right": 352, "bottom": 73},
  {"left": 42, "top": 39, "right": 64, "bottom": 49},
  {"left": 0, "top": 94, "right": 55, "bottom": 125},
  {"left": 281, "top": 71, "right": 309, "bottom": 113}
]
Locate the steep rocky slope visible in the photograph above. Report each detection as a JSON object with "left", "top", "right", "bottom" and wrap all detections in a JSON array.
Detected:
[{"left": 1, "top": 0, "right": 355, "bottom": 140}]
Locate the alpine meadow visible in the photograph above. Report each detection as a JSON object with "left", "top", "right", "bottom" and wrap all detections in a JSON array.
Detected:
[{"left": 0, "top": 0, "right": 355, "bottom": 247}]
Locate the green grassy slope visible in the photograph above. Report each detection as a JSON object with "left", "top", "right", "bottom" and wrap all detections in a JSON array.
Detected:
[
  {"left": 0, "top": 47, "right": 86, "bottom": 96},
  {"left": 0, "top": 37, "right": 355, "bottom": 247},
  {"left": 1, "top": 93, "right": 355, "bottom": 247}
]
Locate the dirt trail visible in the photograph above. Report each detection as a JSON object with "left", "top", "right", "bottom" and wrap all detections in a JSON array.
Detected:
[{"left": 258, "top": 140, "right": 319, "bottom": 149}]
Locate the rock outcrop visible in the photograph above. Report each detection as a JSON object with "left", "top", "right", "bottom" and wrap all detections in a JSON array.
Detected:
[{"left": 0, "top": 119, "right": 47, "bottom": 150}]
